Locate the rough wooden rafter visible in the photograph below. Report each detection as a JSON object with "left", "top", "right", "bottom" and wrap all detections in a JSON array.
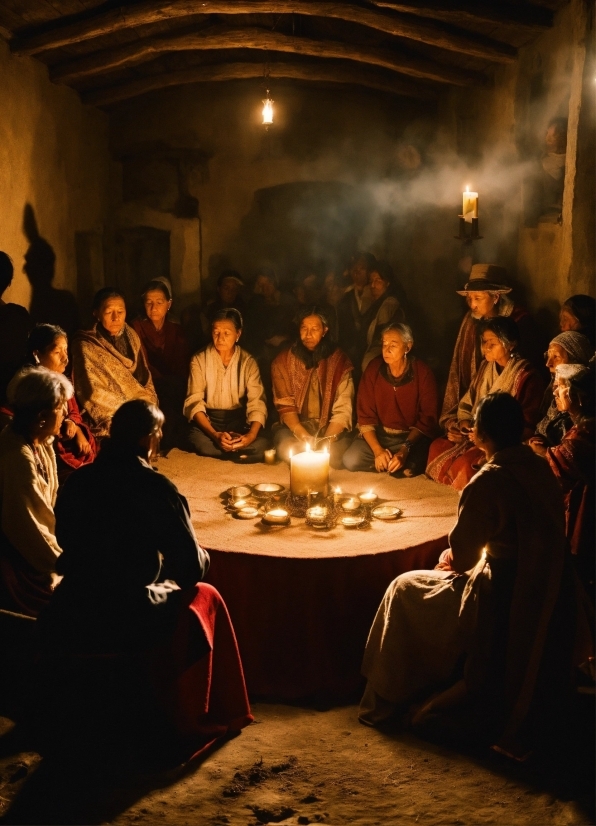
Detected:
[
  {"left": 83, "top": 60, "right": 438, "bottom": 107},
  {"left": 12, "top": 0, "right": 516, "bottom": 63},
  {"left": 51, "top": 26, "right": 477, "bottom": 86},
  {"left": 372, "top": 1, "right": 553, "bottom": 33}
]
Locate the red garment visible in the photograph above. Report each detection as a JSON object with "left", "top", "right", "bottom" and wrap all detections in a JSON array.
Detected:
[
  {"left": 546, "top": 419, "right": 595, "bottom": 588},
  {"left": 441, "top": 305, "right": 540, "bottom": 424},
  {"left": 151, "top": 583, "right": 253, "bottom": 759},
  {"left": 132, "top": 318, "right": 190, "bottom": 381},
  {"left": 54, "top": 395, "right": 97, "bottom": 482},
  {"left": 357, "top": 356, "right": 438, "bottom": 438},
  {"left": 428, "top": 360, "right": 544, "bottom": 490}
]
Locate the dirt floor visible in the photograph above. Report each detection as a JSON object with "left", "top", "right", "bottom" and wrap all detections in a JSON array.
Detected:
[{"left": 1, "top": 697, "right": 594, "bottom": 826}]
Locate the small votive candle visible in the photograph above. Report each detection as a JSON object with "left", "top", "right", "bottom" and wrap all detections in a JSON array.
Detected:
[
  {"left": 264, "top": 448, "right": 277, "bottom": 465},
  {"left": 230, "top": 499, "right": 249, "bottom": 510},
  {"left": 333, "top": 486, "right": 343, "bottom": 504},
  {"left": 341, "top": 497, "right": 361, "bottom": 512},
  {"left": 263, "top": 508, "right": 289, "bottom": 525},
  {"left": 358, "top": 491, "right": 378, "bottom": 505},
  {"left": 307, "top": 505, "right": 327, "bottom": 522}
]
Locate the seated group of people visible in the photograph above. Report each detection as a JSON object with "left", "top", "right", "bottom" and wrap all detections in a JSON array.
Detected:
[{"left": 0, "top": 246, "right": 594, "bottom": 760}]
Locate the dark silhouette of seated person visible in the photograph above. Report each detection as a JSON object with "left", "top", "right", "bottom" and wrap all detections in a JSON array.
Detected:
[
  {"left": 24, "top": 236, "right": 81, "bottom": 338},
  {"left": 38, "top": 400, "right": 253, "bottom": 757},
  {"left": 0, "top": 251, "right": 31, "bottom": 406},
  {"left": 559, "top": 294, "right": 595, "bottom": 347},
  {"left": 205, "top": 270, "right": 247, "bottom": 326}
]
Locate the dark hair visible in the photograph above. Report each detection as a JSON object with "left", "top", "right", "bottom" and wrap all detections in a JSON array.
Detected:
[
  {"left": 479, "top": 316, "right": 520, "bottom": 350},
  {"left": 92, "top": 287, "right": 125, "bottom": 312},
  {"left": 217, "top": 270, "right": 243, "bottom": 289},
  {"left": 212, "top": 307, "right": 243, "bottom": 330},
  {"left": 254, "top": 267, "right": 278, "bottom": 288},
  {"left": 25, "top": 324, "right": 67, "bottom": 364},
  {"left": 0, "top": 251, "right": 14, "bottom": 294},
  {"left": 8, "top": 367, "right": 73, "bottom": 437},
  {"left": 141, "top": 280, "right": 171, "bottom": 301},
  {"left": 475, "top": 392, "right": 525, "bottom": 451},
  {"left": 370, "top": 260, "right": 394, "bottom": 286},
  {"left": 109, "top": 400, "right": 164, "bottom": 453},
  {"left": 351, "top": 252, "right": 377, "bottom": 273},
  {"left": 563, "top": 295, "right": 596, "bottom": 344}
]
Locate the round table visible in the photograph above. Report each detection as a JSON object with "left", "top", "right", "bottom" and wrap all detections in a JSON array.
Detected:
[{"left": 157, "top": 450, "right": 459, "bottom": 700}]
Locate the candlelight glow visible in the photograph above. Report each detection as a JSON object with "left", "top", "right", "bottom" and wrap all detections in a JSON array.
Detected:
[
  {"left": 262, "top": 95, "right": 273, "bottom": 126},
  {"left": 305, "top": 442, "right": 311, "bottom": 452}
]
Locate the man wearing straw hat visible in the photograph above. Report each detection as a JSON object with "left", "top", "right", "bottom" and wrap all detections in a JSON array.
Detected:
[{"left": 441, "top": 264, "right": 541, "bottom": 426}]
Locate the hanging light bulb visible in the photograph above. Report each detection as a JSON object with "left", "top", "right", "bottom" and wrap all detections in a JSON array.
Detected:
[{"left": 262, "top": 90, "right": 274, "bottom": 128}]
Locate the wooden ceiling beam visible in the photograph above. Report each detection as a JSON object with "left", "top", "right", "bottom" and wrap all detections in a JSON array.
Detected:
[
  {"left": 372, "top": 1, "right": 553, "bottom": 33},
  {"left": 83, "top": 60, "right": 439, "bottom": 107},
  {"left": 51, "top": 27, "right": 477, "bottom": 86},
  {"left": 12, "top": 0, "right": 516, "bottom": 63}
]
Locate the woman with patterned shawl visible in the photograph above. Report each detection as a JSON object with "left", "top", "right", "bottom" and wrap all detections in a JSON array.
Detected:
[
  {"left": 271, "top": 305, "right": 354, "bottom": 468},
  {"left": 530, "top": 363, "right": 595, "bottom": 596},
  {"left": 71, "top": 288, "right": 157, "bottom": 439},
  {"left": 360, "top": 393, "right": 575, "bottom": 761},
  {"left": 441, "top": 264, "right": 542, "bottom": 426},
  {"left": 427, "top": 316, "right": 544, "bottom": 490},
  {"left": 529, "top": 331, "right": 593, "bottom": 450}
]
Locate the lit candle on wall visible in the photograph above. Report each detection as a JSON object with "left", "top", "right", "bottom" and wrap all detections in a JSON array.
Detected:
[
  {"left": 262, "top": 94, "right": 274, "bottom": 126},
  {"left": 290, "top": 444, "right": 330, "bottom": 496},
  {"left": 462, "top": 186, "right": 478, "bottom": 223}
]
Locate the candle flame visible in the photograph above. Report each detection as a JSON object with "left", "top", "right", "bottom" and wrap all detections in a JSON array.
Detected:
[
  {"left": 465, "top": 185, "right": 469, "bottom": 193},
  {"left": 335, "top": 486, "right": 341, "bottom": 494},
  {"left": 262, "top": 97, "right": 273, "bottom": 125},
  {"left": 289, "top": 449, "right": 293, "bottom": 459},
  {"left": 481, "top": 546, "right": 487, "bottom": 560},
  {"left": 368, "top": 489, "right": 373, "bottom": 495},
  {"left": 305, "top": 442, "right": 311, "bottom": 452},
  {"left": 323, "top": 445, "right": 328, "bottom": 454}
]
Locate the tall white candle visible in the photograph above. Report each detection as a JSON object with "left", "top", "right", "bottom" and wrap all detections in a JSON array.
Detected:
[
  {"left": 462, "top": 187, "right": 478, "bottom": 223},
  {"left": 290, "top": 444, "right": 330, "bottom": 496}
]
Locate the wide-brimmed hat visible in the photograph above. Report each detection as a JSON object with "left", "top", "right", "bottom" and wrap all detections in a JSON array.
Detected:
[{"left": 456, "top": 264, "right": 512, "bottom": 295}]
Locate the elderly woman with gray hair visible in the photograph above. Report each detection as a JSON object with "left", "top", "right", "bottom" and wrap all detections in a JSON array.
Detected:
[
  {"left": 529, "top": 330, "right": 593, "bottom": 449},
  {"left": 0, "top": 367, "right": 72, "bottom": 616},
  {"left": 343, "top": 323, "right": 438, "bottom": 477}
]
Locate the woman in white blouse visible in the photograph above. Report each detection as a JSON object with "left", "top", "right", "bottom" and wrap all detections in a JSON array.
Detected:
[
  {"left": 184, "top": 308, "right": 270, "bottom": 462},
  {"left": 0, "top": 367, "right": 72, "bottom": 616}
]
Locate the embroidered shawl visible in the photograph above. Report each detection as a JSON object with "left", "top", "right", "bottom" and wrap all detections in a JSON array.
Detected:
[
  {"left": 72, "top": 323, "right": 158, "bottom": 438},
  {"left": 272, "top": 346, "right": 353, "bottom": 430}
]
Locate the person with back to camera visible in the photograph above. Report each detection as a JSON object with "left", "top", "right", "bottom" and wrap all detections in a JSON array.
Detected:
[
  {"left": 184, "top": 308, "right": 270, "bottom": 463},
  {"left": 343, "top": 322, "right": 437, "bottom": 477},
  {"left": 427, "top": 316, "right": 544, "bottom": 490},
  {"left": 0, "top": 367, "right": 72, "bottom": 617},
  {"left": 71, "top": 287, "right": 157, "bottom": 439},
  {"left": 37, "top": 400, "right": 253, "bottom": 760},
  {"left": 360, "top": 393, "right": 576, "bottom": 761}
]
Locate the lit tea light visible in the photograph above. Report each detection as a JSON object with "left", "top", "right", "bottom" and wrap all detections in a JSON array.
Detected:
[
  {"left": 333, "top": 486, "right": 343, "bottom": 504},
  {"left": 341, "top": 497, "right": 360, "bottom": 512},
  {"left": 358, "top": 490, "right": 378, "bottom": 505},
  {"left": 262, "top": 508, "right": 289, "bottom": 525},
  {"left": 236, "top": 506, "right": 259, "bottom": 519},
  {"left": 264, "top": 448, "right": 277, "bottom": 465},
  {"left": 254, "top": 483, "right": 282, "bottom": 493},
  {"left": 306, "top": 506, "right": 327, "bottom": 522},
  {"left": 230, "top": 499, "right": 249, "bottom": 510}
]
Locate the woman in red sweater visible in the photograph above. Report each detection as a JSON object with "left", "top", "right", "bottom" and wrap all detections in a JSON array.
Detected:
[{"left": 343, "top": 323, "right": 438, "bottom": 476}]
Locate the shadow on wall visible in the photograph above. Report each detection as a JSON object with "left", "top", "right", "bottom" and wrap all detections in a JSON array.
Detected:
[
  {"left": 23, "top": 204, "right": 80, "bottom": 337},
  {"left": 221, "top": 181, "right": 373, "bottom": 292}
]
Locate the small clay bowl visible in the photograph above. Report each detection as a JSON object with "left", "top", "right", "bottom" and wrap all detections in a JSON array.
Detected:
[
  {"left": 341, "top": 515, "right": 366, "bottom": 528},
  {"left": 371, "top": 505, "right": 402, "bottom": 521},
  {"left": 234, "top": 507, "right": 260, "bottom": 519}
]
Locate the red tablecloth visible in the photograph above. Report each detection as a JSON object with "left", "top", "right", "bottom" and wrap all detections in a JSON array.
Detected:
[{"left": 157, "top": 452, "right": 459, "bottom": 700}]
